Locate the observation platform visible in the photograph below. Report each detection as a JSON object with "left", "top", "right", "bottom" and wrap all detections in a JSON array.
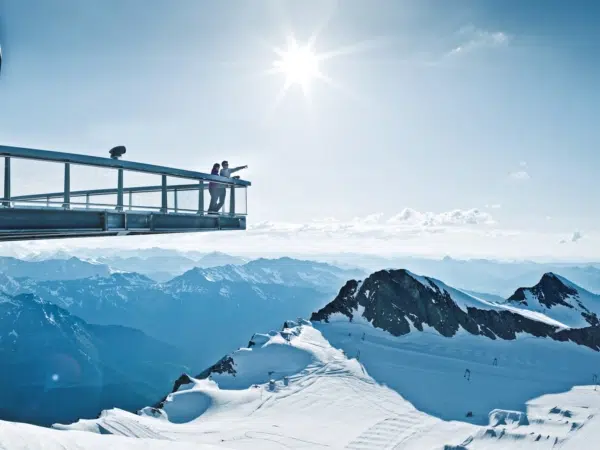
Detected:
[{"left": 0, "top": 145, "right": 251, "bottom": 241}]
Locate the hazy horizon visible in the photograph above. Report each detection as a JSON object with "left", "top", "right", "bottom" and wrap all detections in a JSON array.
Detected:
[{"left": 3, "top": 241, "right": 600, "bottom": 265}]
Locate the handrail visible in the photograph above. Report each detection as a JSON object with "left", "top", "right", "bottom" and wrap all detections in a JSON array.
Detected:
[
  {"left": 0, "top": 145, "right": 251, "bottom": 187},
  {"left": 11, "top": 182, "right": 213, "bottom": 201}
]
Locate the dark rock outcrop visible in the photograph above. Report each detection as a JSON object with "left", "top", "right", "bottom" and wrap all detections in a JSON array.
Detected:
[
  {"left": 171, "top": 374, "right": 194, "bottom": 392},
  {"left": 311, "top": 280, "right": 362, "bottom": 323},
  {"left": 311, "top": 269, "right": 600, "bottom": 351},
  {"left": 196, "top": 356, "right": 236, "bottom": 379},
  {"left": 154, "top": 356, "right": 236, "bottom": 409},
  {"left": 554, "top": 326, "right": 600, "bottom": 351}
]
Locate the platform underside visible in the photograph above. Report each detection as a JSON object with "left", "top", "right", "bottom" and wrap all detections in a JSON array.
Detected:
[{"left": 0, "top": 208, "right": 246, "bottom": 241}]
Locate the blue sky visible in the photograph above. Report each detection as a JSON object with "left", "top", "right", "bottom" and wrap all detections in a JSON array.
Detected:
[{"left": 1, "top": 0, "right": 599, "bottom": 259}]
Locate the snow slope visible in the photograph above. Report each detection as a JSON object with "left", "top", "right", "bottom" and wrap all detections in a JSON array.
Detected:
[
  {"left": 18, "top": 320, "right": 596, "bottom": 449},
  {"left": 315, "top": 316, "right": 599, "bottom": 424},
  {"left": 53, "top": 322, "right": 477, "bottom": 448},
  {"left": 0, "top": 420, "right": 222, "bottom": 450}
]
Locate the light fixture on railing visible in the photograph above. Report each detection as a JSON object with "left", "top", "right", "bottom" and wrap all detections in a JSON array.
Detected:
[{"left": 109, "top": 145, "right": 126, "bottom": 159}]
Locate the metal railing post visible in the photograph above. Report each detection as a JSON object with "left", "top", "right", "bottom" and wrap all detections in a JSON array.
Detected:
[
  {"left": 161, "top": 175, "right": 168, "bottom": 213},
  {"left": 3, "top": 157, "right": 10, "bottom": 207},
  {"left": 86, "top": 193, "right": 90, "bottom": 208},
  {"left": 198, "top": 181, "right": 204, "bottom": 214},
  {"left": 116, "top": 169, "right": 124, "bottom": 211},
  {"left": 174, "top": 189, "right": 178, "bottom": 213},
  {"left": 63, "top": 163, "right": 70, "bottom": 209},
  {"left": 129, "top": 190, "right": 133, "bottom": 210},
  {"left": 229, "top": 184, "right": 235, "bottom": 216}
]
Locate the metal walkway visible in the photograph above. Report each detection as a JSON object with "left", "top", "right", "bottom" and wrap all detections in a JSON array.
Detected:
[{"left": 0, "top": 145, "right": 251, "bottom": 241}]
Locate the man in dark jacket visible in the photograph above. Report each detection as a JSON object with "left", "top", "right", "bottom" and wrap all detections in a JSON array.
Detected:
[{"left": 214, "top": 161, "right": 247, "bottom": 212}]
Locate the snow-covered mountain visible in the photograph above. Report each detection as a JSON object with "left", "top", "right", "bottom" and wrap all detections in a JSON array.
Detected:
[
  {"left": 506, "top": 272, "right": 600, "bottom": 328},
  {"left": 7, "top": 267, "right": 595, "bottom": 449},
  {"left": 169, "top": 257, "right": 365, "bottom": 293},
  {"left": 311, "top": 269, "right": 600, "bottom": 349},
  {"left": 0, "top": 292, "right": 188, "bottom": 426}
]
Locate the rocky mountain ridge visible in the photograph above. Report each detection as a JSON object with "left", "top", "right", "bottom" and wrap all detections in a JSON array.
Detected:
[{"left": 311, "top": 269, "right": 600, "bottom": 351}]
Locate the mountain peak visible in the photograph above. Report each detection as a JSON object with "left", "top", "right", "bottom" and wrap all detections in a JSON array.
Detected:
[
  {"left": 311, "top": 268, "right": 492, "bottom": 338},
  {"left": 506, "top": 273, "right": 599, "bottom": 328},
  {"left": 507, "top": 273, "right": 578, "bottom": 309},
  {"left": 541, "top": 271, "right": 567, "bottom": 284}
]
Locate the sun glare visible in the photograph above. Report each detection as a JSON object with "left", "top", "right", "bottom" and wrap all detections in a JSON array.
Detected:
[
  {"left": 273, "top": 40, "right": 320, "bottom": 89},
  {"left": 264, "top": 31, "right": 369, "bottom": 110}
]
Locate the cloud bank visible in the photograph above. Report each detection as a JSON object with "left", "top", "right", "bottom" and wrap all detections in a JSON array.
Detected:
[{"left": 2, "top": 207, "right": 595, "bottom": 262}]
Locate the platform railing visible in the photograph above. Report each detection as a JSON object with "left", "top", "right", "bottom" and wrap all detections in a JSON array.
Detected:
[{"left": 0, "top": 145, "right": 250, "bottom": 217}]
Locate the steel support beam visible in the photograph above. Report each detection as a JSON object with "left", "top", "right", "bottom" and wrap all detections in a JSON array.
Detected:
[
  {"left": 116, "top": 168, "right": 124, "bottom": 211},
  {"left": 161, "top": 175, "right": 168, "bottom": 213},
  {"left": 229, "top": 185, "right": 235, "bottom": 216},
  {"left": 0, "top": 208, "right": 245, "bottom": 242},
  {"left": 3, "top": 157, "right": 10, "bottom": 207},
  {"left": 197, "top": 181, "right": 204, "bottom": 214},
  {"left": 63, "top": 163, "right": 70, "bottom": 209}
]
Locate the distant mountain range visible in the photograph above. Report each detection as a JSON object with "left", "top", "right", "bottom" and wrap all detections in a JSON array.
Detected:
[
  {"left": 13, "top": 248, "right": 600, "bottom": 294},
  {"left": 0, "top": 292, "right": 188, "bottom": 427},
  {"left": 1, "top": 257, "right": 364, "bottom": 372},
  {"left": 94, "top": 251, "right": 249, "bottom": 282},
  {"left": 20, "top": 250, "right": 249, "bottom": 282},
  {"left": 0, "top": 256, "right": 111, "bottom": 281}
]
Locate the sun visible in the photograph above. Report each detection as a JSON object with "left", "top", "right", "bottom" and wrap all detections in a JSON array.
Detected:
[
  {"left": 263, "top": 31, "right": 370, "bottom": 110},
  {"left": 272, "top": 39, "right": 321, "bottom": 90},
  {"left": 267, "top": 36, "right": 332, "bottom": 104}
]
